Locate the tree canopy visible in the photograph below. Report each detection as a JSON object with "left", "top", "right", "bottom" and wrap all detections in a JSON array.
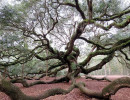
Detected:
[{"left": 0, "top": 0, "right": 130, "bottom": 100}]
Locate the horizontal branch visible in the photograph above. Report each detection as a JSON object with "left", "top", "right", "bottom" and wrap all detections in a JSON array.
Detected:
[
  {"left": 94, "top": 9, "right": 130, "bottom": 21},
  {"left": 0, "top": 79, "right": 75, "bottom": 100},
  {"left": 48, "top": 62, "right": 66, "bottom": 71},
  {"left": 79, "top": 37, "right": 130, "bottom": 67},
  {"left": 102, "top": 77, "right": 130, "bottom": 97},
  {"left": 34, "top": 54, "right": 59, "bottom": 61},
  {"left": 76, "top": 77, "right": 130, "bottom": 99},
  {"left": 94, "top": 16, "right": 130, "bottom": 30},
  {"left": 0, "top": 54, "right": 33, "bottom": 66},
  {"left": 86, "top": 76, "right": 112, "bottom": 82},
  {"left": 81, "top": 53, "right": 114, "bottom": 74},
  {"left": 59, "top": 2, "right": 76, "bottom": 7},
  {"left": 78, "top": 37, "right": 106, "bottom": 49},
  {"left": 84, "top": 16, "right": 130, "bottom": 31},
  {"left": 10, "top": 76, "right": 70, "bottom": 87}
]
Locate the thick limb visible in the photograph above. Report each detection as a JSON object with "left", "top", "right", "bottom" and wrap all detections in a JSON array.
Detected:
[
  {"left": 102, "top": 77, "right": 130, "bottom": 98},
  {"left": 86, "top": 76, "right": 112, "bottom": 82},
  {"left": 0, "top": 79, "right": 75, "bottom": 100},
  {"left": 75, "top": 77, "right": 130, "bottom": 99},
  {"left": 10, "top": 76, "right": 70, "bottom": 87},
  {"left": 1, "top": 77, "right": 130, "bottom": 100}
]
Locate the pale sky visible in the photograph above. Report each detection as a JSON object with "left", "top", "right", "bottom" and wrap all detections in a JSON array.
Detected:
[
  {"left": 0, "top": 0, "right": 19, "bottom": 6},
  {"left": 0, "top": 0, "right": 13, "bottom": 5},
  {"left": 0, "top": 0, "right": 130, "bottom": 6}
]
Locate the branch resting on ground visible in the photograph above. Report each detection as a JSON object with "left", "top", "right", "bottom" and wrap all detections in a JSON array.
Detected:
[
  {"left": 10, "top": 76, "right": 70, "bottom": 87},
  {"left": 0, "top": 77, "right": 130, "bottom": 100},
  {"left": 76, "top": 77, "right": 130, "bottom": 99},
  {"left": 86, "top": 76, "right": 112, "bottom": 82},
  {"left": 0, "top": 79, "right": 75, "bottom": 100}
]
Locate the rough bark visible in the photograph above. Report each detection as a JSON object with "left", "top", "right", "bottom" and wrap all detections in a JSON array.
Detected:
[
  {"left": 86, "top": 76, "right": 112, "bottom": 82},
  {"left": 0, "top": 77, "right": 130, "bottom": 100},
  {"left": 75, "top": 82, "right": 103, "bottom": 99},
  {"left": 102, "top": 77, "right": 130, "bottom": 98},
  {"left": 10, "top": 76, "right": 70, "bottom": 87},
  {"left": 0, "top": 80, "right": 36, "bottom": 100},
  {"left": 76, "top": 77, "right": 130, "bottom": 99},
  {"left": 0, "top": 79, "right": 75, "bottom": 100}
]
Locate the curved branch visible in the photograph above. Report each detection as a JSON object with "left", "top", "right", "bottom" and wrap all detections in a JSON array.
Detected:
[
  {"left": 84, "top": 16, "right": 130, "bottom": 31},
  {"left": 0, "top": 54, "right": 33, "bottom": 66},
  {"left": 79, "top": 37, "right": 130, "bottom": 67},
  {"left": 78, "top": 37, "right": 106, "bottom": 49},
  {"left": 57, "top": 0, "right": 86, "bottom": 19},
  {"left": 64, "top": 21, "right": 87, "bottom": 59},
  {"left": 57, "top": 1, "right": 76, "bottom": 7},
  {"left": 1, "top": 77, "right": 130, "bottom": 100},
  {"left": 94, "top": 16, "right": 130, "bottom": 30},
  {"left": 120, "top": 49, "right": 130, "bottom": 61},
  {"left": 75, "top": 82, "right": 103, "bottom": 99},
  {"left": 94, "top": 9, "right": 130, "bottom": 21},
  {"left": 0, "top": 79, "right": 75, "bottom": 100},
  {"left": 86, "top": 76, "right": 112, "bottom": 82},
  {"left": 102, "top": 77, "right": 130, "bottom": 97},
  {"left": 81, "top": 53, "right": 114, "bottom": 74},
  {"left": 10, "top": 76, "right": 70, "bottom": 87},
  {"left": 75, "top": 0, "right": 86, "bottom": 19},
  {"left": 36, "top": 65, "right": 67, "bottom": 80},
  {"left": 76, "top": 77, "right": 130, "bottom": 99},
  {"left": 48, "top": 62, "right": 65, "bottom": 71},
  {"left": 34, "top": 54, "right": 59, "bottom": 61}
]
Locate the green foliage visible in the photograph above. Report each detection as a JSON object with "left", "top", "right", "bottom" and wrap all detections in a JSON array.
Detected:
[
  {"left": 0, "top": 0, "right": 129, "bottom": 78},
  {"left": 8, "top": 64, "right": 21, "bottom": 75},
  {"left": 71, "top": 62, "right": 77, "bottom": 70},
  {"left": 8, "top": 58, "right": 43, "bottom": 76},
  {"left": 0, "top": 6, "right": 22, "bottom": 27},
  {"left": 14, "top": 0, "right": 40, "bottom": 13},
  {"left": 93, "top": 0, "right": 121, "bottom": 17}
]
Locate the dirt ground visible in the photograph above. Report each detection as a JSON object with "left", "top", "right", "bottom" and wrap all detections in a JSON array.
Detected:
[{"left": 0, "top": 75, "right": 130, "bottom": 100}]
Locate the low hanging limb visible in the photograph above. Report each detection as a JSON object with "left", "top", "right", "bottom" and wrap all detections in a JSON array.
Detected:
[
  {"left": 86, "top": 75, "right": 112, "bottom": 82},
  {"left": 0, "top": 77, "right": 130, "bottom": 100},
  {"left": 75, "top": 82, "right": 103, "bottom": 99},
  {"left": 102, "top": 77, "right": 130, "bottom": 97},
  {"left": 10, "top": 76, "right": 70, "bottom": 87},
  {"left": 0, "top": 79, "right": 75, "bottom": 100},
  {"left": 36, "top": 65, "right": 67, "bottom": 80},
  {"left": 75, "top": 77, "right": 130, "bottom": 99},
  {"left": 0, "top": 70, "right": 13, "bottom": 79},
  {"left": 120, "top": 49, "right": 130, "bottom": 61}
]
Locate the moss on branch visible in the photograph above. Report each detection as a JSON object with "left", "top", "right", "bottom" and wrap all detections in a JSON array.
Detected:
[
  {"left": 0, "top": 79, "right": 75, "bottom": 100},
  {"left": 79, "top": 37, "right": 130, "bottom": 67}
]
